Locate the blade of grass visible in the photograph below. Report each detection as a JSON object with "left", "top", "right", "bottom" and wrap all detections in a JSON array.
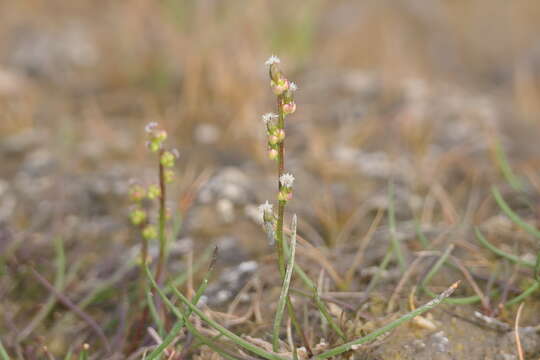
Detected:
[
  {"left": 494, "top": 139, "right": 524, "bottom": 191},
  {"left": 492, "top": 186, "right": 540, "bottom": 238},
  {"left": 78, "top": 345, "right": 89, "bottom": 360},
  {"left": 388, "top": 181, "right": 406, "bottom": 270},
  {"left": 0, "top": 338, "right": 10, "bottom": 360},
  {"left": 475, "top": 228, "right": 535, "bottom": 268},
  {"left": 146, "top": 286, "right": 164, "bottom": 337},
  {"left": 146, "top": 247, "right": 218, "bottom": 360},
  {"left": 314, "top": 282, "right": 460, "bottom": 359},
  {"left": 505, "top": 281, "right": 540, "bottom": 307},
  {"left": 273, "top": 215, "right": 297, "bottom": 351},
  {"left": 420, "top": 245, "right": 488, "bottom": 305},
  {"left": 145, "top": 265, "right": 287, "bottom": 360},
  {"left": 63, "top": 348, "right": 73, "bottom": 360},
  {"left": 414, "top": 219, "right": 430, "bottom": 249},
  {"left": 365, "top": 249, "right": 393, "bottom": 295},
  {"left": 282, "top": 233, "right": 346, "bottom": 341}
]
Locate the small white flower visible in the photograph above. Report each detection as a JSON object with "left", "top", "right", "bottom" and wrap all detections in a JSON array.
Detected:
[
  {"left": 171, "top": 148, "right": 180, "bottom": 158},
  {"left": 262, "top": 112, "right": 278, "bottom": 124},
  {"left": 279, "top": 173, "right": 295, "bottom": 188},
  {"left": 265, "top": 55, "right": 281, "bottom": 66},
  {"left": 289, "top": 82, "right": 298, "bottom": 92},
  {"left": 145, "top": 122, "right": 158, "bottom": 133},
  {"left": 257, "top": 200, "right": 273, "bottom": 223}
]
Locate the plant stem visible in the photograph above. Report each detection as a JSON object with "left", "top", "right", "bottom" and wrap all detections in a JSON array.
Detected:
[
  {"left": 155, "top": 149, "right": 167, "bottom": 285},
  {"left": 276, "top": 95, "right": 286, "bottom": 278},
  {"left": 273, "top": 95, "right": 312, "bottom": 356}
]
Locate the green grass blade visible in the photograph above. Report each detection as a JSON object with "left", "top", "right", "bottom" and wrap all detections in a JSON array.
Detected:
[
  {"left": 535, "top": 251, "right": 540, "bottom": 280},
  {"left": 146, "top": 247, "right": 217, "bottom": 360},
  {"left": 181, "top": 312, "right": 241, "bottom": 360},
  {"left": 282, "top": 232, "right": 346, "bottom": 341},
  {"left": 146, "top": 285, "right": 164, "bottom": 336},
  {"left": 475, "top": 228, "right": 535, "bottom": 268},
  {"left": 505, "top": 281, "right": 540, "bottom": 306},
  {"left": 494, "top": 139, "right": 524, "bottom": 191},
  {"left": 272, "top": 215, "right": 297, "bottom": 351},
  {"left": 414, "top": 219, "right": 429, "bottom": 249},
  {"left": 492, "top": 186, "right": 540, "bottom": 238},
  {"left": 388, "top": 182, "right": 406, "bottom": 270},
  {"left": 365, "top": 249, "right": 393, "bottom": 294},
  {"left": 145, "top": 265, "right": 287, "bottom": 360},
  {"left": 314, "top": 282, "right": 459, "bottom": 359},
  {"left": 78, "top": 345, "right": 89, "bottom": 360},
  {"left": 63, "top": 348, "right": 73, "bottom": 360},
  {"left": 0, "top": 337, "right": 10, "bottom": 360}
]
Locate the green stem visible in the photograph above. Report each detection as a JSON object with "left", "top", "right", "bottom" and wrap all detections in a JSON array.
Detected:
[
  {"left": 388, "top": 181, "right": 406, "bottom": 270},
  {"left": 314, "top": 282, "right": 459, "bottom": 359},
  {"left": 273, "top": 215, "right": 297, "bottom": 351},
  {"left": 475, "top": 228, "right": 535, "bottom": 268},
  {"left": 0, "top": 337, "right": 10, "bottom": 360},
  {"left": 492, "top": 186, "right": 540, "bottom": 238},
  {"left": 144, "top": 265, "right": 287, "bottom": 360},
  {"left": 155, "top": 150, "right": 167, "bottom": 284}
]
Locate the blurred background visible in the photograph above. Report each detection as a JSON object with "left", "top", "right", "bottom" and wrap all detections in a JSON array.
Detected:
[{"left": 2, "top": 0, "right": 540, "bottom": 357}]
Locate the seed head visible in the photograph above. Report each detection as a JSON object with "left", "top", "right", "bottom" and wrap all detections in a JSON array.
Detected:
[
  {"left": 265, "top": 55, "right": 281, "bottom": 66},
  {"left": 145, "top": 122, "right": 158, "bottom": 133},
  {"left": 147, "top": 184, "right": 161, "bottom": 199},
  {"left": 142, "top": 225, "right": 158, "bottom": 240},
  {"left": 279, "top": 173, "right": 295, "bottom": 188},
  {"left": 262, "top": 113, "right": 278, "bottom": 125}
]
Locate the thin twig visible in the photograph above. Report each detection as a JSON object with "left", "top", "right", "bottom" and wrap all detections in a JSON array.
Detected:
[{"left": 27, "top": 266, "right": 111, "bottom": 353}]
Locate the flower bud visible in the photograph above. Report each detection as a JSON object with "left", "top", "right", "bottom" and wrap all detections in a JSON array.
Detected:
[
  {"left": 130, "top": 208, "right": 147, "bottom": 225},
  {"left": 268, "top": 135, "right": 279, "bottom": 145},
  {"left": 276, "top": 129, "right": 285, "bottom": 142},
  {"left": 278, "top": 190, "right": 293, "bottom": 202},
  {"left": 160, "top": 151, "right": 176, "bottom": 168},
  {"left": 129, "top": 184, "right": 146, "bottom": 202},
  {"left": 142, "top": 225, "right": 158, "bottom": 240},
  {"left": 271, "top": 78, "right": 289, "bottom": 96},
  {"left": 282, "top": 102, "right": 296, "bottom": 115},
  {"left": 147, "top": 139, "right": 162, "bottom": 152},
  {"left": 268, "top": 148, "right": 279, "bottom": 160},
  {"left": 164, "top": 169, "right": 175, "bottom": 184},
  {"left": 147, "top": 184, "right": 161, "bottom": 199}
]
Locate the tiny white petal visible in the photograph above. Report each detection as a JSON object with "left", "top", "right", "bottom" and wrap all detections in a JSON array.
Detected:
[
  {"left": 279, "top": 173, "right": 295, "bottom": 188},
  {"left": 289, "top": 82, "right": 298, "bottom": 91},
  {"left": 257, "top": 200, "right": 273, "bottom": 223},
  {"left": 262, "top": 112, "right": 278, "bottom": 124},
  {"left": 265, "top": 55, "right": 281, "bottom": 66},
  {"left": 145, "top": 122, "right": 158, "bottom": 133},
  {"left": 171, "top": 148, "right": 180, "bottom": 158}
]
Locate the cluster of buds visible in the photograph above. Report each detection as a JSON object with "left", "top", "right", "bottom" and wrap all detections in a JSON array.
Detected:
[
  {"left": 128, "top": 122, "right": 179, "bottom": 241},
  {"left": 262, "top": 112, "right": 282, "bottom": 160},
  {"left": 278, "top": 173, "right": 295, "bottom": 202},
  {"left": 145, "top": 122, "right": 168, "bottom": 152},
  {"left": 263, "top": 56, "right": 297, "bottom": 161},
  {"left": 266, "top": 55, "right": 297, "bottom": 115},
  {"left": 128, "top": 180, "right": 159, "bottom": 240}
]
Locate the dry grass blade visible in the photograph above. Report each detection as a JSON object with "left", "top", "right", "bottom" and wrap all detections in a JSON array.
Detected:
[{"left": 515, "top": 303, "right": 525, "bottom": 360}]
